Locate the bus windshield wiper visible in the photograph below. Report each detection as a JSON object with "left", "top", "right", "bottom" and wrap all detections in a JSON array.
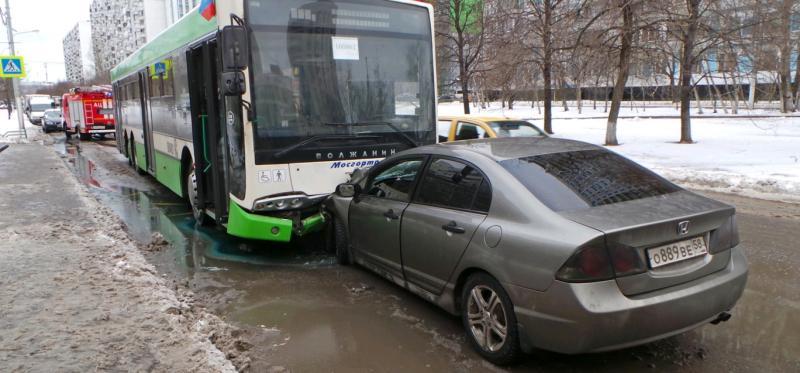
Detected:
[
  {"left": 324, "top": 121, "right": 419, "bottom": 148},
  {"left": 274, "top": 134, "right": 379, "bottom": 159}
]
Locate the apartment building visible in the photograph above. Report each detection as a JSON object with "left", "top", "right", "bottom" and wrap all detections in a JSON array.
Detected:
[
  {"left": 62, "top": 22, "right": 96, "bottom": 84},
  {"left": 89, "top": 0, "right": 169, "bottom": 77}
]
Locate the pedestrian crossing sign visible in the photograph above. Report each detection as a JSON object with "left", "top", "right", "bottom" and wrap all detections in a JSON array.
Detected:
[{"left": 0, "top": 56, "right": 25, "bottom": 78}]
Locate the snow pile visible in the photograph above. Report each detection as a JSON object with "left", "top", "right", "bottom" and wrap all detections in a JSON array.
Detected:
[
  {"left": 0, "top": 110, "right": 36, "bottom": 143},
  {"left": 439, "top": 102, "right": 800, "bottom": 200}
]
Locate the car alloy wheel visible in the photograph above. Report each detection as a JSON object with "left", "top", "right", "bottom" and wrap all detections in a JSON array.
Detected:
[
  {"left": 467, "top": 285, "right": 508, "bottom": 352},
  {"left": 461, "top": 273, "right": 520, "bottom": 365}
]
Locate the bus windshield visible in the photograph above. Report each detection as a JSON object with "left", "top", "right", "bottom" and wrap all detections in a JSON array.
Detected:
[{"left": 247, "top": 0, "right": 435, "bottom": 164}]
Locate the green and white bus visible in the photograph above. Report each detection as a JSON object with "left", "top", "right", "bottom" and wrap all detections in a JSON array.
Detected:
[{"left": 111, "top": 0, "right": 436, "bottom": 242}]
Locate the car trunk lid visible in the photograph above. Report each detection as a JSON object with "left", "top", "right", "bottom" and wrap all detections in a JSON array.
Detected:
[{"left": 559, "top": 191, "right": 736, "bottom": 296}]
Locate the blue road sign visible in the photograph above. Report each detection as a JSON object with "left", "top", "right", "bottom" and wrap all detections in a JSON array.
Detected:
[{"left": 0, "top": 56, "right": 25, "bottom": 78}]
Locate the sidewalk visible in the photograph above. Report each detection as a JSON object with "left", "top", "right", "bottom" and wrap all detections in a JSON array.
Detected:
[{"left": 0, "top": 144, "right": 244, "bottom": 371}]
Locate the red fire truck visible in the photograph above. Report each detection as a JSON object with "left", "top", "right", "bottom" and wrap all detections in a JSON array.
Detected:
[{"left": 62, "top": 86, "right": 116, "bottom": 141}]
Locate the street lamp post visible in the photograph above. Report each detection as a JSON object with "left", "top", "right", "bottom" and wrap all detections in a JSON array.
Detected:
[{"left": 3, "top": 0, "right": 26, "bottom": 139}]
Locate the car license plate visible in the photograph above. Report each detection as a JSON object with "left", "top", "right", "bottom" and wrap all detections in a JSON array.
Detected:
[{"left": 647, "top": 236, "right": 708, "bottom": 268}]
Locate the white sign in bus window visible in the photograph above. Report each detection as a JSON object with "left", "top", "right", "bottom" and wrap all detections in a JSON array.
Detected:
[{"left": 332, "top": 37, "right": 360, "bottom": 60}]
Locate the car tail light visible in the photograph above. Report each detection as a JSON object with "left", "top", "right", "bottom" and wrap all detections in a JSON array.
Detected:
[
  {"left": 709, "top": 215, "right": 739, "bottom": 254},
  {"left": 556, "top": 242, "right": 614, "bottom": 283},
  {"left": 607, "top": 244, "right": 647, "bottom": 277}
]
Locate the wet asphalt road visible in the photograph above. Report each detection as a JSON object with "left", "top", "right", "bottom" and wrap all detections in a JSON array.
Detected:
[{"left": 50, "top": 134, "right": 799, "bottom": 372}]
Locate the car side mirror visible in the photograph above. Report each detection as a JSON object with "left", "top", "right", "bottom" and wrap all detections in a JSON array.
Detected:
[
  {"left": 221, "top": 25, "right": 249, "bottom": 71},
  {"left": 336, "top": 183, "right": 361, "bottom": 198}
]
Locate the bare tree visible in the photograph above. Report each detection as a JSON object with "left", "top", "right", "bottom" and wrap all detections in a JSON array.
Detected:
[
  {"left": 775, "top": 0, "right": 797, "bottom": 112},
  {"left": 436, "top": 0, "right": 492, "bottom": 114},
  {"left": 522, "top": 0, "right": 610, "bottom": 134},
  {"left": 606, "top": 0, "right": 636, "bottom": 145}
]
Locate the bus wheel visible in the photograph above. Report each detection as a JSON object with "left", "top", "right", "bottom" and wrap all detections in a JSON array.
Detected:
[
  {"left": 186, "top": 167, "right": 209, "bottom": 225},
  {"left": 125, "top": 138, "right": 133, "bottom": 167},
  {"left": 130, "top": 142, "right": 146, "bottom": 175}
]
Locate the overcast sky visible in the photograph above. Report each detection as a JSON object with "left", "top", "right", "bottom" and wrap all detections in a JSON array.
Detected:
[{"left": 0, "top": 0, "right": 93, "bottom": 83}]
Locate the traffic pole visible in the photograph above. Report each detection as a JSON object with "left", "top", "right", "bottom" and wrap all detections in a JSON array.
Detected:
[{"left": 4, "top": 0, "right": 26, "bottom": 139}]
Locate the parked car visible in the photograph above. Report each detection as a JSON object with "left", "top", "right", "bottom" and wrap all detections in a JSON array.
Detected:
[
  {"left": 437, "top": 116, "right": 546, "bottom": 143},
  {"left": 326, "top": 137, "right": 748, "bottom": 365},
  {"left": 42, "top": 109, "right": 64, "bottom": 133}
]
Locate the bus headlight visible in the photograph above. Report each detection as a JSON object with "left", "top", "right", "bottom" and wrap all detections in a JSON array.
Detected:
[{"left": 253, "top": 194, "right": 325, "bottom": 212}]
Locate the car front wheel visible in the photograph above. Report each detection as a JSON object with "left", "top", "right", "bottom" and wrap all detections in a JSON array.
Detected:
[
  {"left": 461, "top": 272, "right": 521, "bottom": 365},
  {"left": 332, "top": 217, "right": 351, "bottom": 265}
]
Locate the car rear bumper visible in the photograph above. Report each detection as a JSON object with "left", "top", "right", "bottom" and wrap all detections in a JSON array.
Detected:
[
  {"left": 507, "top": 245, "right": 748, "bottom": 354},
  {"left": 88, "top": 129, "right": 115, "bottom": 134}
]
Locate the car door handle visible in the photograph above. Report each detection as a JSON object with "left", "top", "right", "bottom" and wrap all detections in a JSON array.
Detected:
[
  {"left": 383, "top": 209, "right": 400, "bottom": 220},
  {"left": 442, "top": 221, "right": 466, "bottom": 234}
]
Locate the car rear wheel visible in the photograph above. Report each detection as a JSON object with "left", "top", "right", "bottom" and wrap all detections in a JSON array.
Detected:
[{"left": 461, "top": 273, "right": 521, "bottom": 365}]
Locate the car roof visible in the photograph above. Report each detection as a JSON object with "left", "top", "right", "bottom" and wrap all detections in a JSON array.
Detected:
[
  {"left": 406, "top": 137, "right": 600, "bottom": 162},
  {"left": 439, "top": 115, "right": 528, "bottom": 123}
]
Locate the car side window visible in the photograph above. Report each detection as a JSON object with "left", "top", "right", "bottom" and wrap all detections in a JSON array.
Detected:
[
  {"left": 437, "top": 120, "right": 452, "bottom": 143},
  {"left": 415, "top": 158, "right": 491, "bottom": 212},
  {"left": 455, "top": 122, "right": 488, "bottom": 141},
  {"left": 364, "top": 158, "right": 425, "bottom": 202}
]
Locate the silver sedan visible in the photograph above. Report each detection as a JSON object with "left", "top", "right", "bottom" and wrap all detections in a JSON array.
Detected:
[{"left": 325, "top": 137, "right": 748, "bottom": 365}]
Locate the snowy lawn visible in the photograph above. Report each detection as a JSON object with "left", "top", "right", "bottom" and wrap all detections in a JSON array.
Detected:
[
  {"left": 439, "top": 102, "right": 800, "bottom": 200},
  {"left": 439, "top": 100, "right": 800, "bottom": 119}
]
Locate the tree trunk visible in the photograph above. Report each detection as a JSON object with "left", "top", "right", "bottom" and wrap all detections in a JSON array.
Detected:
[
  {"left": 606, "top": 0, "right": 633, "bottom": 146},
  {"left": 726, "top": 71, "right": 739, "bottom": 114},
  {"left": 542, "top": 1, "right": 554, "bottom": 134},
  {"left": 748, "top": 68, "right": 757, "bottom": 109},
  {"left": 794, "top": 44, "right": 800, "bottom": 110},
  {"left": 576, "top": 82, "right": 583, "bottom": 114},
  {"left": 460, "top": 75, "right": 471, "bottom": 114},
  {"left": 679, "top": 0, "right": 700, "bottom": 144},
  {"left": 778, "top": 1, "right": 794, "bottom": 112},
  {"left": 694, "top": 87, "right": 703, "bottom": 114}
]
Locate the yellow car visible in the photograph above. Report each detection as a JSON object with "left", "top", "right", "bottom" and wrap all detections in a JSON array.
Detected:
[{"left": 437, "top": 116, "right": 547, "bottom": 143}]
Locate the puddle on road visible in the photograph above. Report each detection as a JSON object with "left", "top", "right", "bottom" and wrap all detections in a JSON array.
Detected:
[{"left": 53, "top": 136, "right": 800, "bottom": 372}]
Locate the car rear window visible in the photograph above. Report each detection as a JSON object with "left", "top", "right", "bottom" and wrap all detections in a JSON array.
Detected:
[{"left": 500, "top": 149, "right": 680, "bottom": 211}]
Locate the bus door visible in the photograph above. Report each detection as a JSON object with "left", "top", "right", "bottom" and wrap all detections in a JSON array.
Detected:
[
  {"left": 187, "top": 39, "right": 228, "bottom": 224},
  {"left": 138, "top": 69, "right": 156, "bottom": 173}
]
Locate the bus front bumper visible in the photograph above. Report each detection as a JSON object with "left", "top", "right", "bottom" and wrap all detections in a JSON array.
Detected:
[{"left": 226, "top": 201, "right": 327, "bottom": 242}]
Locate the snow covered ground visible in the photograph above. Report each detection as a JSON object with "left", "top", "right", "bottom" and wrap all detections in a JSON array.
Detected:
[
  {"left": 439, "top": 100, "right": 800, "bottom": 119},
  {"left": 439, "top": 102, "right": 800, "bottom": 201},
  {"left": 0, "top": 110, "right": 37, "bottom": 143}
]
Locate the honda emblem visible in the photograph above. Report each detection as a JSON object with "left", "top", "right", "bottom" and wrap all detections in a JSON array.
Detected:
[{"left": 677, "top": 221, "right": 690, "bottom": 235}]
